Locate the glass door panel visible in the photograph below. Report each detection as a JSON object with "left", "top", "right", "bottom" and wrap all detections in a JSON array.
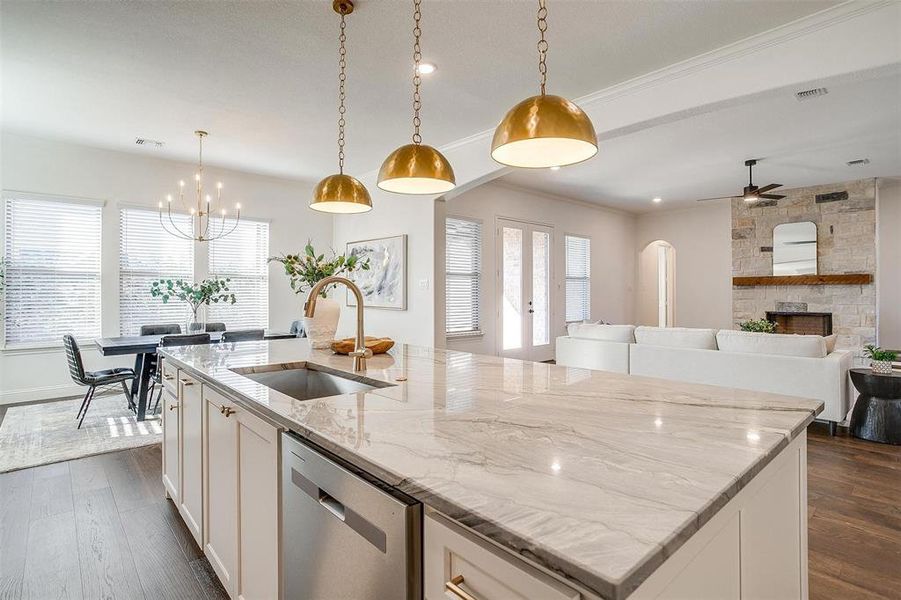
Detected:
[
  {"left": 531, "top": 230, "right": 550, "bottom": 348},
  {"left": 501, "top": 226, "right": 523, "bottom": 351}
]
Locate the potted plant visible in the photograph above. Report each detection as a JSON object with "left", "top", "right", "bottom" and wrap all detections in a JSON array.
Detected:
[
  {"left": 150, "top": 278, "right": 236, "bottom": 332},
  {"left": 270, "top": 242, "right": 369, "bottom": 349},
  {"left": 739, "top": 319, "right": 777, "bottom": 334},
  {"left": 864, "top": 345, "right": 897, "bottom": 375}
]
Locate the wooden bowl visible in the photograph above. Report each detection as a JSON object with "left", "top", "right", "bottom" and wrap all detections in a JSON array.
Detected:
[{"left": 330, "top": 336, "right": 395, "bottom": 355}]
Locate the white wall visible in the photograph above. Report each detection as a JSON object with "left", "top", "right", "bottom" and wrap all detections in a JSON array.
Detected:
[
  {"left": 442, "top": 182, "right": 636, "bottom": 356},
  {"left": 635, "top": 202, "right": 733, "bottom": 330},
  {"left": 331, "top": 189, "right": 439, "bottom": 347},
  {"left": 877, "top": 178, "right": 901, "bottom": 349},
  {"left": 0, "top": 132, "right": 331, "bottom": 405}
]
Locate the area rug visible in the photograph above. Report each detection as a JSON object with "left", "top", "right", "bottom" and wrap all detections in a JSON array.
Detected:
[{"left": 0, "top": 393, "right": 162, "bottom": 473}]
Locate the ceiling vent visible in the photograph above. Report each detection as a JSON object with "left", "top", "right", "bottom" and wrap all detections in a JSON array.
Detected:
[
  {"left": 795, "top": 87, "right": 828, "bottom": 101},
  {"left": 846, "top": 158, "right": 870, "bottom": 167},
  {"left": 135, "top": 137, "right": 165, "bottom": 148}
]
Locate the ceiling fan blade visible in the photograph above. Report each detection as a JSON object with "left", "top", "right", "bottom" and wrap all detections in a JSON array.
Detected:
[
  {"left": 695, "top": 195, "right": 738, "bottom": 202},
  {"left": 759, "top": 194, "right": 786, "bottom": 200},
  {"left": 757, "top": 183, "right": 782, "bottom": 193}
]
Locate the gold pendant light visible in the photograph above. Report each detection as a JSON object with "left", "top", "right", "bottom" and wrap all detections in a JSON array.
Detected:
[
  {"left": 491, "top": 0, "right": 597, "bottom": 169},
  {"left": 377, "top": 0, "right": 455, "bottom": 195},
  {"left": 310, "top": 0, "right": 372, "bottom": 214}
]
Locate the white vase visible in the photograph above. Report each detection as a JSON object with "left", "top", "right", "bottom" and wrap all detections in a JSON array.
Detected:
[{"left": 304, "top": 296, "right": 340, "bottom": 349}]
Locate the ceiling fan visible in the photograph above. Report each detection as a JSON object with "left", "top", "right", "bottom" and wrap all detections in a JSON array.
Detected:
[{"left": 697, "top": 159, "right": 786, "bottom": 203}]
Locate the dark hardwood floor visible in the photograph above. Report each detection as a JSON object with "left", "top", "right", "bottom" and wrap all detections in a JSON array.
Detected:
[
  {"left": 0, "top": 444, "right": 228, "bottom": 600},
  {"left": 1, "top": 427, "right": 899, "bottom": 599},
  {"left": 808, "top": 425, "right": 901, "bottom": 600}
]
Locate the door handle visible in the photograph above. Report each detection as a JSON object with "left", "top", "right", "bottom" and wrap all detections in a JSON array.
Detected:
[{"left": 318, "top": 489, "right": 346, "bottom": 521}]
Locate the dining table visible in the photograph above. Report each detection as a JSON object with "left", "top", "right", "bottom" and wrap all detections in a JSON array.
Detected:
[{"left": 94, "top": 331, "right": 296, "bottom": 421}]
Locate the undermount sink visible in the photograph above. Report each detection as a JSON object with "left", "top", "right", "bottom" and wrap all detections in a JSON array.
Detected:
[{"left": 230, "top": 362, "right": 393, "bottom": 401}]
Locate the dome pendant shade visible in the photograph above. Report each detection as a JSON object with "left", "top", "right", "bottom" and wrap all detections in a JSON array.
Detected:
[
  {"left": 377, "top": 143, "right": 456, "bottom": 194},
  {"left": 310, "top": 174, "right": 372, "bottom": 214},
  {"left": 491, "top": 94, "right": 597, "bottom": 168}
]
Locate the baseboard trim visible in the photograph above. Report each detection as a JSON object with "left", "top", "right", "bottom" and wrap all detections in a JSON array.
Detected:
[{"left": 0, "top": 383, "right": 88, "bottom": 408}]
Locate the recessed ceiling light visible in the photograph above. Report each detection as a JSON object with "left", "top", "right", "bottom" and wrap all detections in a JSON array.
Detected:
[
  {"left": 652, "top": 197, "right": 662, "bottom": 203},
  {"left": 416, "top": 62, "right": 436, "bottom": 75},
  {"left": 549, "top": 166, "right": 561, "bottom": 171}
]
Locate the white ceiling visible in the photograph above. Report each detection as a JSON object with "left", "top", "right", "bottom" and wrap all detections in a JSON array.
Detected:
[
  {"left": 1, "top": 0, "right": 839, "bottom": 182},
  {"left": 502, "top": 68, "right": 901, "bottom": 213}
]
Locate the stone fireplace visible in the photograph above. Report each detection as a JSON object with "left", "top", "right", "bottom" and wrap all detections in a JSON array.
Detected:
[{"left": 732, "top": 179, "right": 876, "bottom": 348}]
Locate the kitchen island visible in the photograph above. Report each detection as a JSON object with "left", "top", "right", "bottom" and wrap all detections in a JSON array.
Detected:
[{"left": 159, "top": 338, "right": 822, "bottom": 600}]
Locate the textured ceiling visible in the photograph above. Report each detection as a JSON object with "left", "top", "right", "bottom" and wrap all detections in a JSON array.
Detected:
[{"left": 1, "top": 0, "right": 839, "bottom": 181}]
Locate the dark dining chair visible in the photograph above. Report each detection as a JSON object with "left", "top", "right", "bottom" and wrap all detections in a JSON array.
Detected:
[
  {"left": 64, "top": 334, "right": 137, "bottom": 429},
  {"left": 139, "top": 324, "right": 182, "bottom": 336},
  {"left": 149, "top": 333, "right": 211, "bottom": 414},
  {"left": 205, "top": 322, "right": 226, "bottom": 332},
  {"left": 221, "top": 329, "right": 265, "bottom": 342}
]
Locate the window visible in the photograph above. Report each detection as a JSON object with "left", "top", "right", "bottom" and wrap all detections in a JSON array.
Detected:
[
  {"left": 119, "top": 208, "right": 193, "bottom": 335},
  {"left": 565, "top": 235, "right": 590, "bottom": 322},
  {"left": 445, "top": 217, "right": 481, "bottom": 336},
  {"left": 3, "top": 194, "right": 102, "bottom": 346},
  {"left": 208, "top": 219, "right": 270, "bottom": 329}
]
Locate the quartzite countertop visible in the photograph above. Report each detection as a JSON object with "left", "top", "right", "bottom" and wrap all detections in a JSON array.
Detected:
[{"left": 160, "top": 339, "right": 822, "bottom": 599}]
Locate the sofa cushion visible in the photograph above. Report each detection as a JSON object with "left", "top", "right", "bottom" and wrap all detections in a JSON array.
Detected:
[
  {"left": 716, "top": 329, "right": 827, "bottom": 358},
  {"left": 823, "top": 334, "right": 837, "bottom": 354},
  {"left": 634, "top": 326, "right": 718, "bottom": 350},
  {"left": 566, "top": 323, "right": 635, "bottom": 343}
]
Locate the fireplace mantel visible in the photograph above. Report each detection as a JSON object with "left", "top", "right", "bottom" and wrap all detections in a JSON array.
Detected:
[{"left": 733, "top": 274, "right": 872, "bottom": 287}]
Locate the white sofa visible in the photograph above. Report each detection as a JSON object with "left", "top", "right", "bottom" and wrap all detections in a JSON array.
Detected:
[{"left": 556, "top": 324, "right": 852, "bottom": 429}]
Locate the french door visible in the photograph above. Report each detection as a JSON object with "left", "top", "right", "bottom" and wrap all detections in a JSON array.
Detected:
[{"left": 496, "top": 218, "right": 554, "bottom": 362}]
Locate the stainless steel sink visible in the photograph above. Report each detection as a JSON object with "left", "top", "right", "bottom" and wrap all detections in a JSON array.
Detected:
[{"left": 230, "top": 362, "right": 393, "bottom": 401}]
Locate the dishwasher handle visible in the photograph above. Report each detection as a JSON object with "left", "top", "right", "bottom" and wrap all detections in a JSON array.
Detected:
[{"left": 318, "top": 488, "right": 346, "bottom": 521}]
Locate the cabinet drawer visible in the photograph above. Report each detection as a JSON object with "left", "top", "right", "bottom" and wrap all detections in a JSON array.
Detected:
[
  {"left": 424, "top": 512, "right": 580, "bottom": 600},
  {"left": 161, "top": 359, "right": 179, "bottom": 394}
]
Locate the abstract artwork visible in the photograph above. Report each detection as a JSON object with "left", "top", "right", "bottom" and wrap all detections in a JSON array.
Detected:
[{"left": 345, "top": 234, "right": 407, "bottom": 310}]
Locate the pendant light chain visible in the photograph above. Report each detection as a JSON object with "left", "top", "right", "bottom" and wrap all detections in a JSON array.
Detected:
[
  {"left": 537, "top": 0, "right": 548, "bottom": 96},
  {"left": 411, "top": 0, "right": 423, "bottom": 145},
  {"left": 337, "top": 12, "right": 348, "bottom": 174}
]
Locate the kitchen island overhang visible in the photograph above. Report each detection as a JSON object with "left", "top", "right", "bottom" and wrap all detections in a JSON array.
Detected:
[{"left": 160, "top": 338, "right": 822, "bottom": 599}]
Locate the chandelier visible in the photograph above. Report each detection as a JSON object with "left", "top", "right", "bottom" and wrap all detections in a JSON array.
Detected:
[{"left": 159, "top": 130, "right": 241, "bottom": 241}]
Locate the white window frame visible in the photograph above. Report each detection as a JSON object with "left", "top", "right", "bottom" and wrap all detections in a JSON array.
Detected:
[
  {"left": 1, "top": 191, "right": 105, "bottom": 350},
  {"left": 564, "top": 233, "right": 591, "bottom": 324},
  {"left": 445, "top": 215, "right": 483, "bottom": 338}
]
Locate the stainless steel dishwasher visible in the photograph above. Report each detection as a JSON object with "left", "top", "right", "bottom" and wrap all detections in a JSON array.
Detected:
[{"left": 281, "top": 433, "right": 422, "bottom": 600}]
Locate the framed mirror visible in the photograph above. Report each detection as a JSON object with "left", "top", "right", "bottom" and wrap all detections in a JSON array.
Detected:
[{"left": 773, "top": 221, "right": 817, "bottom": 275}]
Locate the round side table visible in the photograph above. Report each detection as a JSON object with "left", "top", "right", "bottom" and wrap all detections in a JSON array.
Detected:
[{"left": 849, "top": 368, "right": 901, "bottom": 445}]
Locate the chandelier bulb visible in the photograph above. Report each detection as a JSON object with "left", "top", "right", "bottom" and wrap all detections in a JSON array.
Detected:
[
  {"left": 190, "top": 207, "right": 195, "bottom": 215},
  {"left": 236, "top": 202, "right": 241, "bottom": 210},
  {"left": 166, "top": 194, "right": 173, "bottom": 202},
  {"left": 158, "top": 202, "right": 163, "bottom": 208},
  {"left": 206, "top": 194, "right": 211, "bottom": 203},
  {"left": 217, "top": 182, "right": 223, "bottom": 189},
  {"left": 179, "top": 180, "right": 185, "bottom": 188}
]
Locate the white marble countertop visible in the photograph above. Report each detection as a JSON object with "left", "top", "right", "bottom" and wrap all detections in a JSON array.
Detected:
[{"left": 160, "top": 339, "right": 822, "bottom": 599}]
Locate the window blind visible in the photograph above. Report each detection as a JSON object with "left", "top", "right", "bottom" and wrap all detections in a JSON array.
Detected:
[
  {"left": 208, "top": 219, "right": 270, "bottom": 330},
  {"left": 446, "top": 217, "right": 481, "bottom": 335},
  {"left": 565, "top": 235, "right": 590, "bottom": 323},
  {"left": 119, "top": 208, "right": 193, "bottom": 335},
  {"left": 3, "top": 196, "right": 102, "bottom": 346}
]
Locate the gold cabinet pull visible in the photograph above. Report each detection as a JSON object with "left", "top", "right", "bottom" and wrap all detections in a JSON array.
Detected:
[
  {"left": 179, "top": 378, "right": 194, "bottom": 386},
  {"left": 221, "top": 406, "right": 236, "bottom": 417},
  {"left": 163, "top": 374, "right": 175, "bottom": 380},
  {"left": 168, "top": 403, "right": 179, "bottom": 411},
  {"left": 445, "top": 575, "right": 479, "bottom": 600}
]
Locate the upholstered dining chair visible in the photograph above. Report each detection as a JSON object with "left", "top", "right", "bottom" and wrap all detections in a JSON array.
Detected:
[
  {"left": 221, "top": 329, "right": 265, "bottom": 342},
  {"left": 148, "top": 333, "right": 212, "bottom": 414},
  {"left": 139, "top": 324, "right": 182, "bottom": 336},
  {"left": 205, "top": 322, "right": 226, "bottom": 332},
  {"left": 64, "top": 334, "right": 137, "bottom": 429}
]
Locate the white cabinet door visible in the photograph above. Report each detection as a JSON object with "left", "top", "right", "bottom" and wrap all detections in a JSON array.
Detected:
[
  {"left": 204, "top": 389, "right": 238, "bottom": 597},
  {"left": 236, "top": 406, "right": 280, "bottom": 600},
  {"left": 178, "top": 374, "right": 204, "bottom": 546},
  {"left": 161, "top": 387, "right": 180, "bottom": 503}
]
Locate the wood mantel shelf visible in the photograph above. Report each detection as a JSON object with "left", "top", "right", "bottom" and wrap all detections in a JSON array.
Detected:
[{"left": 733, "top": 274, "right": 873, "bottom": 286}]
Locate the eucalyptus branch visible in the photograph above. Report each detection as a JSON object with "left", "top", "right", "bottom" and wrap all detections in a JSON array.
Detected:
[{"left": 269, "top": 241, "right": 370, "bottom": 298}]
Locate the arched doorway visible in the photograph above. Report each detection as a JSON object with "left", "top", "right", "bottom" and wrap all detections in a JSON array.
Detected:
[{"left": 638, "top": 241, "right": 675, "bottom": 327}]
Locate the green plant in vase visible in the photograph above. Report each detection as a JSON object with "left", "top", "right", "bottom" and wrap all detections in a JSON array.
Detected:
[
  {"left": 864, "top": 345, "right": 897, "bottom": 375},
  {"left": 739, "top": 319, "right": 777, "bottom": 334},
  {"left": 150, "top": 277, "right": 236, "bottom": 332},
  {"left": 269, "top": 242, "right": 370, "bottom": 348}
]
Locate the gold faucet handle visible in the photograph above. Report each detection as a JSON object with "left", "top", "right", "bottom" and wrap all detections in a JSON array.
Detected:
[{"left": 350, "top": 348, "right": 373, "bottom": 359}]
